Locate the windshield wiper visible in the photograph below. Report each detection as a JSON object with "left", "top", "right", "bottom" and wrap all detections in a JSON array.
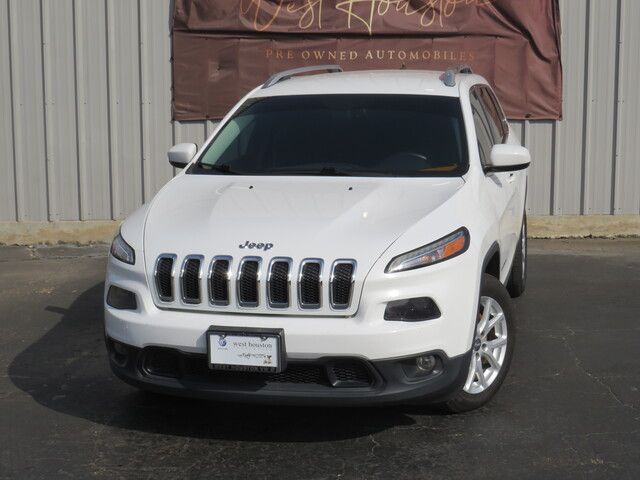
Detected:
[
  {"left": 201, "top": 164, "right": 240, "bottom": 175},
  {"left": 317, "top": 167, "right": 351, "bottom": 176},
  {"left": 268, "top": 166, "right": 352, "bottom": 176}
]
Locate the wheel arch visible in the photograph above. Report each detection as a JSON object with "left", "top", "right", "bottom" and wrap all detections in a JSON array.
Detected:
[{"left": 482, "top": 242, "right": 500, "bottom": 280}]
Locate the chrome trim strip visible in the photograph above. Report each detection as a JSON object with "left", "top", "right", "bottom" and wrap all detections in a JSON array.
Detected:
[
  {"left": 207, "top": 255, "right": 233, "bottom": 306},
  {"left": 267, "top": 257, "right": 293, "bottom": 308},
  {"left": 179, "top": 254, "right": 204, "bottom": 305},
  {"left": 329, "top": 259, "right": 357, "bottom": 310},
  {"left": 297, "top": 258, "right": 324, "bottom": 309},
  {"left": 236, "top": 256, "right": 262, "bottom": 308},
  {"left": 154, "top": 254, "right": 177, "bottom": 303}
]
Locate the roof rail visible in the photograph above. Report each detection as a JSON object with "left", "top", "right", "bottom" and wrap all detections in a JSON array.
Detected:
[
  {"left": 440, "top": 65, "right": 474, "bottom": 87},
  {"left": 262, "top": 65, "right": 343, "bottom": 89}
]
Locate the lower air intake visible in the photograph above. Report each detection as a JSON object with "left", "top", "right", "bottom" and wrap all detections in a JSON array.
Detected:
[{"left": 327, "top": 362, "right": 373, "bottom": 387}]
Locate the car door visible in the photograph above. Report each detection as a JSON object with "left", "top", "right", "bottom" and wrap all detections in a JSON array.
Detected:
[
  {"left": 470, "top": 86, "right": 516, "bottom": 277},
  {"left": 479, "top": 86, "right": 523, "bottom": 267}
]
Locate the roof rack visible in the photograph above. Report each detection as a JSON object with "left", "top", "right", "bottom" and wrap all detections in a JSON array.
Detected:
[
  {"left": 440, "top": 65, "right": 473, "bottom": 87},
  {"left": 262, "top": 65, "right": 343, "bottom": 89}
]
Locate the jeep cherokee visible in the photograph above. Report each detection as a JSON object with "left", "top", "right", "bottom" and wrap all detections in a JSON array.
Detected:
[{"left": 105, "top": 65, "right": 529, "bottom": 412}]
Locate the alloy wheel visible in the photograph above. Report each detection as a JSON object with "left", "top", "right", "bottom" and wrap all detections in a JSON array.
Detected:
[{"left": 463, "top": 296, "right": 509, "bottom": 395}]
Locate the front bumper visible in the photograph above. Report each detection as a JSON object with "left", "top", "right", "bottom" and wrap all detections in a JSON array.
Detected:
[
  {"left": 105, "top": 246, "right": 480, "bottom": 361},
  {"left": 107, "top": 337, "right": 472, "bottom": 406}
]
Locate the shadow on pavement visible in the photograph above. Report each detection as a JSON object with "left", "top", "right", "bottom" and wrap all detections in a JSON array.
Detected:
[{"left": 8, "top": 282, "right": 419, "bottom": 442}]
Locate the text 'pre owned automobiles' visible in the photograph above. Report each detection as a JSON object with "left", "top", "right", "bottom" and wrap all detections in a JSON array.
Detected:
[{"left": 105, "top": 65, "right": 530, "bottom": 412}]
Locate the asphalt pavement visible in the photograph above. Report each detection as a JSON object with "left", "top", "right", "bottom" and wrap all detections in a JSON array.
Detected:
[{"left": 0, "top": 239, "right": 639, "bottom": 479}]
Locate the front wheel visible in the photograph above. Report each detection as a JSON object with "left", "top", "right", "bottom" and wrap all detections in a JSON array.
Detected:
[{"left": 442, "top": 273, "right": 516, "bottom": 413}]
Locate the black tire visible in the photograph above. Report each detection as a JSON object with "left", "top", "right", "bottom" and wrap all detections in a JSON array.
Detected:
[
  {"left": 441, "top": 273, "right": 516, "bottom": 413},
  {"left": 507, "top": 214, "right": 527, "bottom": 297}
]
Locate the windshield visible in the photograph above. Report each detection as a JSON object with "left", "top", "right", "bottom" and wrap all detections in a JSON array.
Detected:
[{"left": 191, "top": 94, "right": 468, "bottom": 177}]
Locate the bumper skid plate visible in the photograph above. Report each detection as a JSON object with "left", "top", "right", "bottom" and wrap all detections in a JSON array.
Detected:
[{"left": 106, "top": 337, "right": 471, "bottom": 406}]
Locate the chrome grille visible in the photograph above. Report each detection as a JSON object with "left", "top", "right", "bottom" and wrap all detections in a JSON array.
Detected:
[
  {"left": 330, "top": 260, "right": 356, "bottom": 309},
  {"left": 267, "top": 258, "right": 292, "bottom": 308},
  {"left": 155, "top": 254, "right": 176, "bottom": 302},
  {"left": 180, "top": 255, "right": 203, "bottom": 304},
  {"left": 237, "top": 257, "right": 261, "bottom": 307},
  {"left": 208, "top": 256, "right": 231, "bottom": 306},
  {"left": 153, "top": 254, "right": 356, "bottom": 311}
]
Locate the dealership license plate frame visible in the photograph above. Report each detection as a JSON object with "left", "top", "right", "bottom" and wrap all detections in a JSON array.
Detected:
[{"left": 206, "top": 326, "right": 287, "bottom": 373}]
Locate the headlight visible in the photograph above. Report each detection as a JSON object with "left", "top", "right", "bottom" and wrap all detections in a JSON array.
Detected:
[
  {"left": 385, "top": 227, "right": 469, "bottom": 273},
  {"left": 110, "top": 231, "right": 135, "bottom": 265}
]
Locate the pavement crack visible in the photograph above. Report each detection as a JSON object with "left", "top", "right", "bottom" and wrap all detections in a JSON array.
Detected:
[
  {"left": 368, "top": 434, "right": 381, "bottom": 457},
  {"left": 557, "top": 327, "right": 640, "bottom": 418}
]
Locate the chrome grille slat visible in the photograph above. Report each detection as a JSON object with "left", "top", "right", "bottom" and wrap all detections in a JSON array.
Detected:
[
  {"left": 267, "top": 257, "right": 292, "bottom": 308},
  {"left": 298, "top": 259, "right": 323, "bottom": 309},
  {"left": 180, "top": 255, "right": 203, "bottom": 304},
  {"left": 155, "top": 254, "right": 176, "bottom": 302},
  {"left": 237, "top": 257, "right": 261, "bottom": 307},
  {"left": 208, "top": 256, "right": 232, "bottom": 306},
  {"left": 330, "top": 260, "right": 356, "bottom": 310}
]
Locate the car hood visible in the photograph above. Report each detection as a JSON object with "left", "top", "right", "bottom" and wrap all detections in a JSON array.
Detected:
[{"left": 143, "top": 174, "right": 464, "bottom": 314}]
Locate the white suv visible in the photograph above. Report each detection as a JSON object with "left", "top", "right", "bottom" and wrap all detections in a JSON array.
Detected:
[{"left": 105, "top": 65, "right": 529, "bottom": 412}]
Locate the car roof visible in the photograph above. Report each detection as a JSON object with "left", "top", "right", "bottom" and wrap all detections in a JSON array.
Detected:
[{"left": 249, "top": 69, "right": 479, "bottom": 99}]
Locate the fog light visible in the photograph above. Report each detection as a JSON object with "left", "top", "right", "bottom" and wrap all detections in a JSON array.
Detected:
[
  {"left": 108, "top": 339, "right": 129, "bottom": 367},
  {"left": 107, "top": 285, "right": 137, "bottom": 310},
  {"left": 401, "top": 354, "right": 442, "bottom": 379},
  {"left": 416, "top": 355, "right": 437, "bottom": 374},
  {"left": 113, "top": 341, "right": 128, "bottom": 356}
]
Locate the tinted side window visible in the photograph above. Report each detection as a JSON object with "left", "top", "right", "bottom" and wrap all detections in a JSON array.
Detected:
[
  {"left": 473, "top": 109, "right": 493, "bottom": 167},
  {"left": 478, "top": 87, "right": 507, "bottom": 143},
  {"left": 470, "top": 96, "right": 493, "bottom": 167}
]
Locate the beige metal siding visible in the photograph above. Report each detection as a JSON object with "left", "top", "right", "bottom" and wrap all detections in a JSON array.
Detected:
[
  {"left": 0, "top": 0, "right": 638, "bottom": 222},
  {"left": 75, "top": 0, "right": 111, "bottom": 220},
  {"left": 0, "top": 0, "right": 16, "bottom": 221},
  {"left": 614, "top": 0, "right": 640, "bottom": 214}
]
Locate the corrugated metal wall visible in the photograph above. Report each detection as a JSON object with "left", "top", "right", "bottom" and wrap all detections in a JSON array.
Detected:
[{"left": 1, "top": 0, "right": 639, "bottom": 222}]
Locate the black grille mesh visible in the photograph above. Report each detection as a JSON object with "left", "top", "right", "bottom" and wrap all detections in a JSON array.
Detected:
[
  {"left": 156, "top": 257, "right": 174, "bottom": 299},
  {"left": 269, "top": 261, "right": 290, "bottom": 306},
  {"left": 183, "top": 357, "right": 330, "bottom": 386},
  {"left": 239, "top": 260, "right": 259, "bottom": 305},
  {"left": 328, "top": 362, "right": 372, "bottom": 387},
  {"left": 182, "top": 258, "right": 201, "bottom": 302},
  {"left": 178, "top": 353, "right": 374, "bottom": 388},
  {"left": 300, "top": 262, "right": 321, "bottom": 306},
  {"left": 209, "top": 259, "right": 230, "bottom": 304},
  {"left": 331, "top": 263, "right": 354, "bottom": 307}
]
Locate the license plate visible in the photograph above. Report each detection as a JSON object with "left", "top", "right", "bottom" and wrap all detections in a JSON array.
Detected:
[{"left": 206, "top": 327, "right": 285, "bottom": 373}]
